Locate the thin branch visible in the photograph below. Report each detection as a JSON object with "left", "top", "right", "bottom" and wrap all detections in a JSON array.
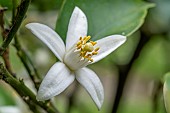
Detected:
[
  {"left": 0, "top": 8, "right": 15, "bottom": 76},
  {"left": 14, "top": 36, "right": 41, "bottom": 89},
  {"left": 67, "top": 82, "right": 78, "bottom": 113},
  {"left": 111, "top": 30, "right": 151, "bottom": 113},
  {"left": 0, "top": 0, "right": 30, "bottom": 55},
  {"left": 0, "top": 62, "right": 59, "bottom": 113}
]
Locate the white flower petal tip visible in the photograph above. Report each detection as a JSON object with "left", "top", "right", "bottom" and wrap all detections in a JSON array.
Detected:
[
  {"left": 0, "top": 106, "right": 21, "bottom": 113},
  {"left": 26, "top": 23, "right": 65, "bottom": 61},
  {"left": 75, "top": 67, "right": 104, "bottom": 110},
  {"left": 91, "top": 35, "right": 127, "bottom": 63},
  {"left": 66, "top": 6, "right": 88, "bottom": 50},
  {"left": 36, "top": 62, "right": 75, "bottom": 101},
  {"left": 163, "top": 73, "right": 170, "bottom": 113}
]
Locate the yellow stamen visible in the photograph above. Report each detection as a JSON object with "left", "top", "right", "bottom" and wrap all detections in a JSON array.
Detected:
[
  {"left": 90, "top": 41, "right": 97, "bottom": 46},
  {"left": 77, "top": 44, "right": 82, "bottom": 49},
  {"left": 79, "top": 37, "right": 82, "bottom": 40},
  {"left": 76, "top": 36, "right": 99, "bottom": 62},
  {"left": 95, "top": 47, "right": 100, "bottom": 51},
  {"left": 77, "top": 41, "right": 81, "bottom": 46},
  {"left": 88, "top": 58, "right": 93, "bottom": 62},
  {"left": 92, "top": 51, "right": 98, "bottom": 55}
]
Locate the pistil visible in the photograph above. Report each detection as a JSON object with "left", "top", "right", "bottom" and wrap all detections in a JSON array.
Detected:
[{"left": 76, "top": 36, "right": 99, "bottom": 62}]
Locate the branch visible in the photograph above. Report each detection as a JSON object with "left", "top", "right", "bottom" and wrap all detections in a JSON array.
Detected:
[
  {"left": 0, "top": 8, "right": 15, "bottom": 76},
  {"left": 0, "top": 63, "right": 59, "bottom": 113},
  {"left": 14, "top": 36, "right": 41, "bottom": 90},
  {"left": 0, "top": 0, "right": 30, "bottom": 55},
  {"left": 111, "top": 30, "right": 151, "bottom": 113}
]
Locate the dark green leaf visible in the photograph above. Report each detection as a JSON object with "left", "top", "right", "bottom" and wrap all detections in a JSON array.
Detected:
[
  {"left": 0, "top": 0, "right": 12, "bottom": 9},
  {"left": 55, "top": 0, "right": 154, "bottom": 41}
]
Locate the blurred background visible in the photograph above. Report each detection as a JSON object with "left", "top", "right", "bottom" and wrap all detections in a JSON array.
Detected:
[{"left": 0, "top": 0, "right": 170, "bottom": 113}]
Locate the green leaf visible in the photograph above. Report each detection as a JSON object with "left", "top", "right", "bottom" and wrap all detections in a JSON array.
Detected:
[
  {"left": 0, "top": 0, "right": 12, "bottom": 9},
  {"left": 55, "top": 0, "right": 154, "bottom": 41},
  {"left": 0, "top": 85, "right": 16, "bottom": 105}
]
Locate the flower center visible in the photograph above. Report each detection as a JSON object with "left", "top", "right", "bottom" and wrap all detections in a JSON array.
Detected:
[{"left": 76, "top": 36, "right": 99, "bottom": 62}]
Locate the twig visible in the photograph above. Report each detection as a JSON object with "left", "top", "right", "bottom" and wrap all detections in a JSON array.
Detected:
[
  {"left": 67, "top": 82, "right": 78, "bottom": 113},
  {"left": 0, "top": 62, "right": 59, "bottom": 113},
  {"left": 14, "top": 36, "right": 41, "bottom": 89},
  {"left": 111, "top": 30, "right": 151, "bottom": 113},
  {"left": 0, "top": 8, "right": 15, "bottom": 76},
  {"left": 0, "top": 0, "right": 30, "bottom": 55}
]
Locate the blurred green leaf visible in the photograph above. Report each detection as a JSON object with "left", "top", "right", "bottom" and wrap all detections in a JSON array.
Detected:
[
  {"left": 0, "top": 85, "right": 16, "bottom": 106},
  {"left": 55, "top": 0, "right": 154, "bottom": 41},
  {"left": 143, "top": 0, "right": 170, "bottom": 34},
  {"left": 0, "top": 0, "right": 12, "bottom": 9},
  {"left": 31, "top": 0, "right": 63, "bottom": 11},
  {"left": 135, "top": 36, "right": 170, "bottom": 79}
]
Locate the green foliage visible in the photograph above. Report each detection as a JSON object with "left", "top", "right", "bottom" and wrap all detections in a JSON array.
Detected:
[
  {"left": 0, "top": 0, "right": 20, "bottom": 10},
  {"left": 55, "top": 0, "right": 154, "bottom": 41},
  {"left": 135, "top": 36, "right": 170, "bottom": 79},
  {"left": 144, "top": 0, "right": 170, "bottom": 33},
  {"left": 0, "top": 0, "right": 12, "bottom": 9},
  {"left": 0, "top": 85, "right": 16, "bottom": 106},
  {"left": 31, "top": 0, "right": 63, "bottom": 11}
]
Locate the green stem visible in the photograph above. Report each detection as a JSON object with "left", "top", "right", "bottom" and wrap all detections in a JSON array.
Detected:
[
  {"left": 14, "top": 36, "right": 41, "bottom": 89},
  {"left": 0, "top": 63, "right": 59, "bottom": 113},
  {"left": 111, "top": 30, "right": 151, "bottom": 113},
  {"left": 0, "top": 0, "right": 30, "bottom": 55},
  {"left": 12, "top": 0, "right": 17, "bottom": 24}
]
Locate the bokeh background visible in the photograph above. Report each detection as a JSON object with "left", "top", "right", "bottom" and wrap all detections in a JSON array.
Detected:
[{"left": 0, "top": 0, "right": 170, "bottom": 113}]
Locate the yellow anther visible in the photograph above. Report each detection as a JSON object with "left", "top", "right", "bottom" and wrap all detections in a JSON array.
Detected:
[
  {"left": 83, "top": 43, "right": 94, "bottom": 52},
  {"left": 77, "top": 41, "right": 81, "bottom": 45},
  {"left": 76, "top": 36, "right": 99, "bottom": 62},
  {"left": 83, "top": 36, "right": 90, "bottom": 43},
  {"left": 83, "top": 36, "right": 87, "bottom": 40},
  {"left": 87, "top": 54, "right": 92, "bottom": 57},
  {"left": 87, "top": 36, "right": 91, "bottom": 40},
  {"left": 79, "top": 37, "right": 82, "bottom": 40},
  {"left": 95, "top": 47, "right": 100, "bottom": 51},
  {"left": 88, "top": 58, "right": 93, "bottom": 62},
  {"left": 90, "top": 41, "right": 97, "bottom": 46},
  {"left": 77, "top": 44, "right": 82, "bottom": 49},
  {"left": 81, "top": 51, "right": 87, "bottom": 57},
  {"left": 84, "top": 56, "right": 88, "bottom": 58},
  {"left": 92, "top": 51, "right": 98, "bottom": 55}
]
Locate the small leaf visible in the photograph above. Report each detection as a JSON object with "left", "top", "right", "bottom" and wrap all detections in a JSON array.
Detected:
[{"left": 55, "top": 0, "right": 154, "bottom": 41}]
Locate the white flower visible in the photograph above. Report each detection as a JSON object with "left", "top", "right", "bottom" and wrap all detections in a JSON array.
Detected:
[{"left": 26, "top": 7, "right": 126, "bottom": 109}]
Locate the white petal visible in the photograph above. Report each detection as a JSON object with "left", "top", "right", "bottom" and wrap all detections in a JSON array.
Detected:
[
  {"left": 75, "top": 67, "right": 104, "bottom": 110},
  {"left": 163, "top": 82, "right": 170, "bottom": 113},
  {"left": 26, "top": 23, "right": 65, "bottom": 61},
  {"left": 37, "top": 62, "right": 75, "bottom": 100},
  {"left": 92, "top": 35, "right": 126, "bottom": 64},
  {"left": 66, "top": 7, "right": 88, "bottom": 51},
  {"left": 64, "top": 46, "right": 89, "bottom": 70},
  {"left": 0, "top": 106, "right": 21, "bottom": 113}
]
